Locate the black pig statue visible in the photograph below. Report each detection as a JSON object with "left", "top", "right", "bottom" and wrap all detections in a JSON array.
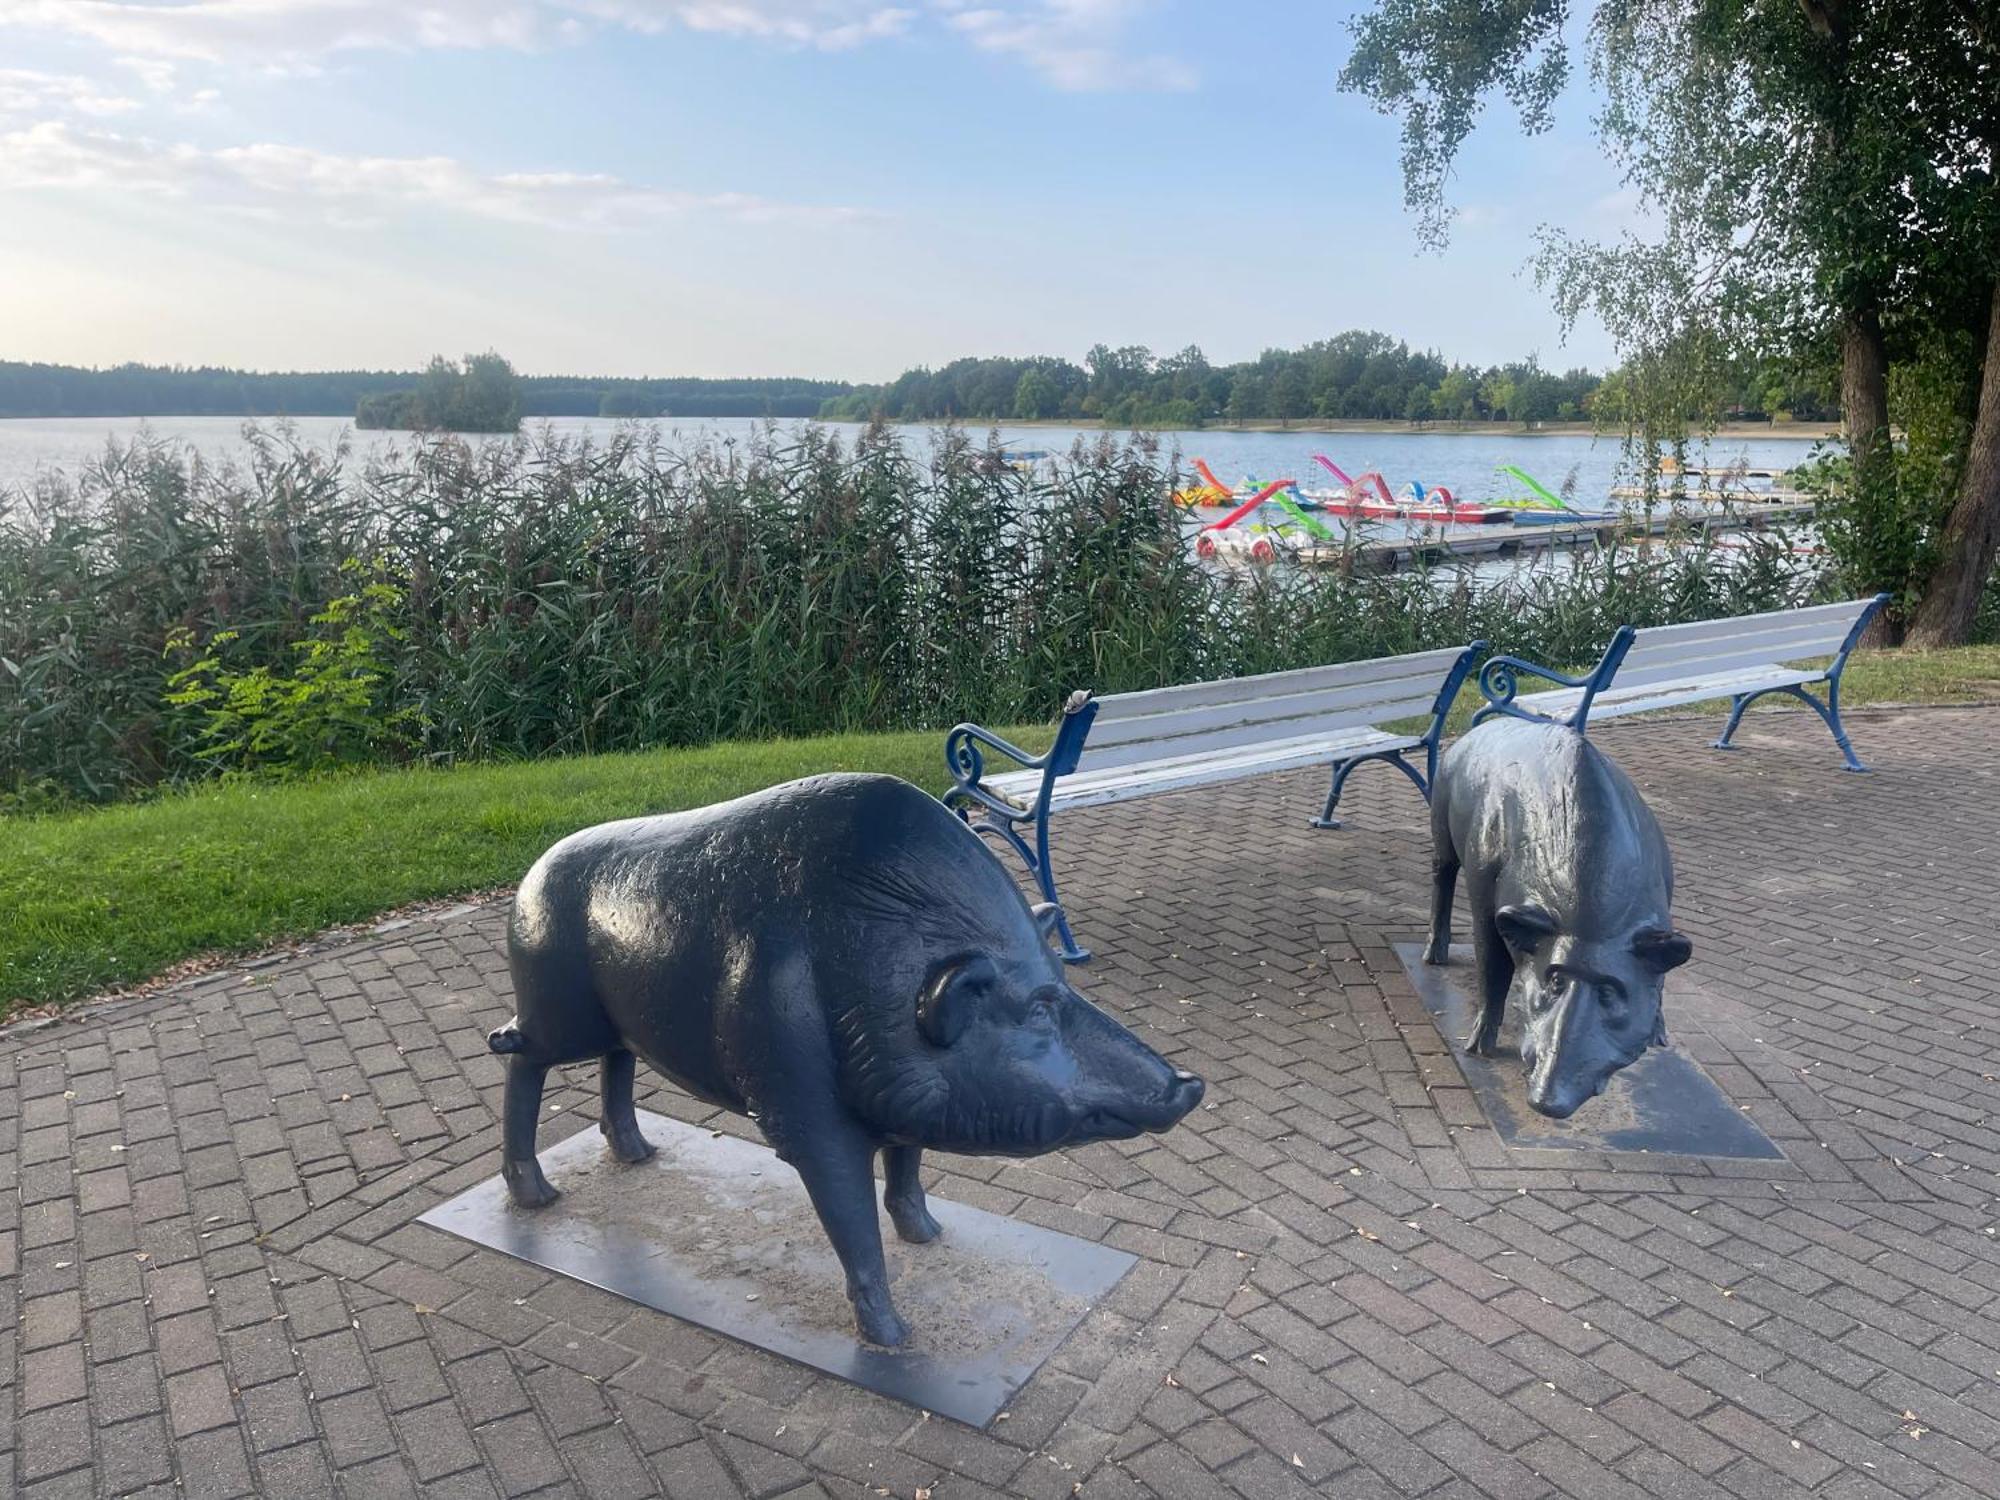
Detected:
[
  {"left": 488, "top": 773, "right": 1205, "bottom": 1346},
  {"left": 1425, "top": 719, "right": 1692, "bottom": 1118}
]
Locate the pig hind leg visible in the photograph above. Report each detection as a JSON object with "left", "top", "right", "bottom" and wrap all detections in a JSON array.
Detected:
[
  {"left": 501, "top": 1055, "right": 560, "bottom": 1209},
  {"left": 882, "top": 1145, "right": 941, "bottom": 1244},
  {"left": 1465, "top": 901, "right": 1512, "bottom": 1057},
  {"left": 599, "top": 1049, "right": 656, "bottom": 1164}
]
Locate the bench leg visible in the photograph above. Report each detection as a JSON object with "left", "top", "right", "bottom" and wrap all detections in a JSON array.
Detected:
[
  {"left": 1711, "top": 692, "right": 1754, "bottom": 751},
  {"left": 1312, "top": 750, "right": 1430, "bottom": 831},
  {"left": 1712, "top": 684, "right": 1869, "bottom": 772},
  {"left": 962, "top": 810, "right": 1091, "bottom": 964},
  {"left": 1030, "top": 808, "right": 1092, "bottom": 963}
]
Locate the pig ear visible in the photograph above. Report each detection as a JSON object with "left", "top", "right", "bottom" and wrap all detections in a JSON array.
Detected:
[
  {"left": 918, "top": 955, "right": 994, "bottom": 1048},
  {"left": 1495, "top": 904, "right": 1557, "bottom": 954},
  {"left": 1029, "top": 903, "right": 1063, "bottom": 942},
  {"left": 1633, "top": 928, "right": 1693, "bottom": 973}
]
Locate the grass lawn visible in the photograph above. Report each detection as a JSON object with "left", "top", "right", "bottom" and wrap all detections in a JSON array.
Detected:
[
  {"left": 6, "top": 642, "right": 1997, "bottom": 1021},
  {"left": 0, "top": 727, "right": 1050, "bottom": 1018}
]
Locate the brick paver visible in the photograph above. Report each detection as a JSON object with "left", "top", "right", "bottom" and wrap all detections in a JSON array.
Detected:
[{"left": 5, "top": 704, "right": 1999, "bottom": 1498}]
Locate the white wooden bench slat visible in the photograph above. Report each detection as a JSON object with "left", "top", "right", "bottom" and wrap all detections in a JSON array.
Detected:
[
  {"left": 1516, "top": 664, "right": 1821, "bottom": 721},
  {"left": 1074, "top": 692, "right": 1442, "bottom": 776},
  {"left": 1081, "top": 671, "right": 1449, "bottom": 753},
  {"left": 1093, "top": 645, "right": 1470, "bottom": 722},
  {"left": 987, "top": 727, "right": 1418, "bottom": 811},
  {"left": 1603, "top": 598, "right": 1875, "bottom": 656},
  {"left": 1610, "top": 632, "right": 1850, "bottom": 693},
  {"left": 1617, "top": 611, "right": 1856, "bottom": 665}
]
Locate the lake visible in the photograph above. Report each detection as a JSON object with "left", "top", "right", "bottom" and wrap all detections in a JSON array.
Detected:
[{"left": 0, "top": 414, "right": 1831, "bottom": 509}]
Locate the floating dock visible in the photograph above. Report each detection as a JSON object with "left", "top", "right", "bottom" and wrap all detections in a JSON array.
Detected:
[{"left": 1295, "top": 499, "right": 1818, "bottom": 574}]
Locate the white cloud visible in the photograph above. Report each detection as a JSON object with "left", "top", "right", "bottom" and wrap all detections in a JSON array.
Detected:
[
  {"left": 0, "top": 0, "right": 1190, "bottom": 85},
  {"left": 0, "top": 66, "right": 140, "bottom": 118},
  {"left": 942, "top": 0, "right": 1194, "bottom": 92},
  {"left": 0, "top": 119, "right": 870, "bottom": 227}
]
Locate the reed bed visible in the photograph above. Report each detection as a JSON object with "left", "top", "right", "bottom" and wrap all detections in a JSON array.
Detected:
[{"left": 1, "top": 423, "right": 1833, "bottom": 807}]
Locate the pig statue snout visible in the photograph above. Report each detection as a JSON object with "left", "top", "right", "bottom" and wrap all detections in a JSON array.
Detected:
[
  {"left": 1510, "top": 924, "right": 1690, "bottom": 1118},
  {"left": 901, "top": 958, "right": 1205, "bottom": 1155}
]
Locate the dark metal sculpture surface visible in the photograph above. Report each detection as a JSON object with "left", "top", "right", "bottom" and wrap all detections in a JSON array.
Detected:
[
  {"left": 488, "top": 773, "right": 1205, "bottom": 1347},
  {"left": 1424, "top": 719, "right": 1692, "bottom": 1119}
]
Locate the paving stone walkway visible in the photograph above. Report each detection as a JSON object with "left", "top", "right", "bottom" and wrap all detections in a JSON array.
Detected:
[{"left": 5, "top": 704, "right": 2000, "bottom": 1499}]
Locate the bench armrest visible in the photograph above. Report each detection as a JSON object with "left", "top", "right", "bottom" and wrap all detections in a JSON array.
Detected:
[
  {"left": 944, "top": 691, "right": 1099, "bottom": 820},
  {"left": 1472, "top": 626, "right": 1636, "bottom": 732},
  {"left": 1828, "top": 593, "right": 1893, "bottom": 684}
]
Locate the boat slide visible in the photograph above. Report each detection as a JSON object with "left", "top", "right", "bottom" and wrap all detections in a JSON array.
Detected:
[
  {"left": 1303, "top": 455, "right": 1510, "bottom": 524},
  {"left": 1492, "top": 465, "right": 1619, "bottom": 524}
]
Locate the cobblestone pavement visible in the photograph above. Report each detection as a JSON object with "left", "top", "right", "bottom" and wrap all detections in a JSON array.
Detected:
[{"left": 5, "top": 705, "right": 2000, "bottom": 1499}]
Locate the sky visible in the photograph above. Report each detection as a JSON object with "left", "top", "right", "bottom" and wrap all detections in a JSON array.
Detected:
[{"left": 0, "top": 1, "right": 1637, "bottom": 381}]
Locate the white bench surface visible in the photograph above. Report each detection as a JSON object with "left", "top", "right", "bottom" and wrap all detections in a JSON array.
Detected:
[
  {"left": 983, "top": 642, "right": 1471, "bottom": 813},
  {"left": 987, "top": 726, "right": 1421, "bottom": 812},
  {"left": 1512, "top": 598, "right": 1874, "bottom": 722}
]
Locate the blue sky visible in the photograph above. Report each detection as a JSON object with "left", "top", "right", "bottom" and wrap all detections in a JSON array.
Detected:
[{"left": 0, "top": 1, "right": 1635, "bottom": 380}]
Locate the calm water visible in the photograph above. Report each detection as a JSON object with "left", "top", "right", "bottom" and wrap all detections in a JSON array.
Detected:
[{"left": 0, "top": 414, "right": 1830, "bottom": 510}]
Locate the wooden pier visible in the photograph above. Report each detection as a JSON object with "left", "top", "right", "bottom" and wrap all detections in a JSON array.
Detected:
[{"left": 1296, "top": 499, "right": 1819, "bottom": 574}]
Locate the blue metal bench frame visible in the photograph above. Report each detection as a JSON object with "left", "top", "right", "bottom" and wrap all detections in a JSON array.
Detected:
[
  {"left": 1711, "top": 593, "right": 1890, "bottom": 772},
  {"left": 944, "top": 645, "right": 1484, "bottom": 965},
  {"left": 1310, "top": 643, "right": 1484, "bottom": 828},
  {"left": 1471, "top": 627, "right": 1637, "bottom": 732},
  {"left": 943, "top": 691, "right": 1100, "bottom": 962},
  {"left": 1471, "top": 593, "right": 1891, "bottom": 770}
]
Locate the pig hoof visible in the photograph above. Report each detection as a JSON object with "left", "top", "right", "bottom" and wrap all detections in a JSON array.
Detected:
[
  {"left": 854, "top": 1294, "right": 911, "bottom": 1348},
  {"left": 1422, "top": 942, "right": 1449, "bottom": 966},
  {"left": 504, "top": 1164, "right": 560, "bottom": 1210},
  {"left": 1462, "top": 1028, "right": 1501, "bottom": 1057},
  {"left": 603, "top": 1125, "right": 656, "bottom": 1164},
  {"left": 887, "top": 1198, "right": 942, "bottom": 1245}
]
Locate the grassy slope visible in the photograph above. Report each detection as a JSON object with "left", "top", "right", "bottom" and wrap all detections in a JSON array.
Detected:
[
  {"left": 1, "top": 727, "right": 1046, "bottom": 1017},
  {"left": 7, "top": 644, "right": 1997, "bottom": 1019}
]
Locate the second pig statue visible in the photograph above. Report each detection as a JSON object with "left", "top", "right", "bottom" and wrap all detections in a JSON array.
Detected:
[
  {"left": 1425, "top": 718, "right": 1693, "bottom": 1119},
  {"left": 488, "top": 773, "right": 1205, "bottom": 1347}
]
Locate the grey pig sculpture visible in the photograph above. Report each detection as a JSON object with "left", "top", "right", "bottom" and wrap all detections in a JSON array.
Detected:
[
  {"left": 1425, "top": 718, "right": 1693, "bottom": 1118},
  {"left": 489, "top": 773, "right": 1205, "bottom": 1347}
]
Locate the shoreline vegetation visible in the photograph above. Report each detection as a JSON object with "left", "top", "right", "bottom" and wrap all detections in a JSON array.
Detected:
[{"left": 4, "top": 425, "right": 1841, "bottom": 813}]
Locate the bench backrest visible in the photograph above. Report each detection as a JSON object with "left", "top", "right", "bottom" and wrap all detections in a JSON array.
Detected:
[
  {"left": 1071, "top": 645, "right": 1475, "bottom": 776},
  {"left": 1615, "top": 597, "right": 1883, "bottom": 692}
]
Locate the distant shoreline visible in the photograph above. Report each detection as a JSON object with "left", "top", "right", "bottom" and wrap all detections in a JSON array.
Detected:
[
  {"left": 0, "top": 412, "right": 1843, "bottom": 444},
  {"left": 981, "top": 417, "right": 1842, "bottom": 441}
]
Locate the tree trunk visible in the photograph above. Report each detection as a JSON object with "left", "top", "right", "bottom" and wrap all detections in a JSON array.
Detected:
[
  {"left": 1910, "top": 278, "right": 2000, "bottom": 646},
  {"left": 1840, "top": 306, "right": 1903, "bottom": 643}
]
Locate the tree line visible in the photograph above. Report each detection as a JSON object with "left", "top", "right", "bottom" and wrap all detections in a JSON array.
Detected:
[
  {"left": 817, "top": 332, "right": 1836, "bottom": 428},
  {"left": 0, "top": 360, "right": 849, "bottom": 421}
]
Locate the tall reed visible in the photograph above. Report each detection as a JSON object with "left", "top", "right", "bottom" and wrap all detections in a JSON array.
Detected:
[{"left": 0, "top": 424, "right": 1832, "bottom": 806}]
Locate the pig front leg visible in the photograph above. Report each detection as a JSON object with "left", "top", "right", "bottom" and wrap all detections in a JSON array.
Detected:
[
  {"left": 773, "top": 1121, "right": 911, "bottom": 1347},
  {"left": 1464, "top": 900, "right": 1511, "bottom": 1058},
  {"left": 882, "top": 1146, "right": 942, "bottom": 1245},
  {"left": 501, "top": 1056, "right": 560, "bottom": 1209},
  {"left": 1424, "top": 846, "right": 1459, "bottom": 966},
  {"left": 599, "top": 1048, "right": 657, "bottom": 1164}
]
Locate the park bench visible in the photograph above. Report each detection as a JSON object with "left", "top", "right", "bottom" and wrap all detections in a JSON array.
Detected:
[
  {"left": 1472, "top": 594, "right": 1892, "bottom": 770},
  {"left": 943, "top": 643, "right": 1483, "bottom": 962}
]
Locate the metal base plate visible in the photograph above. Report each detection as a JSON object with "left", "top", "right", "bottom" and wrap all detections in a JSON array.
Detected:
[
  {"left": 1396, "top": 943, "right": 1784, "bottom": 1160},
  {"left": 418, "top": 1111, "right": 1134, "bottom": 1428}
]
